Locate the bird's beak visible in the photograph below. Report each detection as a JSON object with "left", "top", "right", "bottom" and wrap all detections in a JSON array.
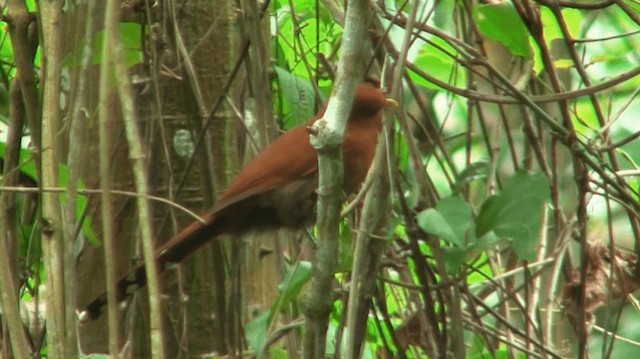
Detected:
[{"left": 385, "top": 98, "right": 399, "bottom": 108}]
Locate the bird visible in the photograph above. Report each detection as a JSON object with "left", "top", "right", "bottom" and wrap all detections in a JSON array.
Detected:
[{"left": 79, "top": 84, "right": 396, "bottom": 321}]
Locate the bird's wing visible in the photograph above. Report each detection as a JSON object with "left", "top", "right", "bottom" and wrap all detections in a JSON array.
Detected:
[{"left": 212, "top": 120, "right": 319, "bottom": 212}]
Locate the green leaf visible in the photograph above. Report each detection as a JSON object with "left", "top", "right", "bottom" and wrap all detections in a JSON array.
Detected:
[
  {"left": 441, "top": 246, "right": 468, "bottom": 272},
  {"left": 245, "top": 311, "right": 271, "bottom": 353},
  {"left": 541, "top": 7, "right": 581, "bottom": 41},
  {"left": 62, "top": 23, "right": 143, "bottom": 68},
  {"left": 553, "top": 58, "right": 574, "bottom": 69},
  {"left": 410, "top": 37, "right": 464, "bottom": 90},
  {"left": 416, "top": 195, "right": 472, "bottom": 247},
  {"left": 274, "top": 67, "right": 316, "bottom": 127},
  {"left": 80, "top": 355, "right": 112, "bottom": 359},
  {"left": 268, "top": 347, "right": 288, "bottom": 359},
  {"left": 276, "top": 16, "right": 321, "bottom": 78},
  {"left": 470, "top": 228, "right": 501, "bottom": 252},
  {"left": 277, "top": 261, "right": 312, "bottom": 306},
  {"left": 245, "top": 262, "right": 311, "bottom": 355},
  {"left": 473, "top": 3, "right": 533, "bottom": 59},
  {"left": 475, "top": 171, "right": 550, "bottom": 260},
  {"left": 0, "top": 142, "right": 97, "bottom": 247}
]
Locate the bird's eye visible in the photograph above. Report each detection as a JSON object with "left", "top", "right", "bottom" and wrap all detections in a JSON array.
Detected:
[{"left": 358, "top": 106, "right": 378, "bottom": 118}]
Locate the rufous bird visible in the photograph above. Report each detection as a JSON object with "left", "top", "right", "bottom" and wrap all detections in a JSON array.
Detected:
[{"left": 80, "top": 84, "right": 396, "bottom": 321}]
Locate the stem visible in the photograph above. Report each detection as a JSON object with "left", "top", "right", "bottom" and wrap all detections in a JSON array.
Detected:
[
  {"left": 103, "top": 0, "right": 167, "bottom": 356},
  {"left": 303, "top": 0, "right": 371, "bottom": 356}
]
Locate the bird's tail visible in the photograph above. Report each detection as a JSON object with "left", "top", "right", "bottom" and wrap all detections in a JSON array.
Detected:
[{"left": 79, "top": 211, "right": 221, "bottom": 322}]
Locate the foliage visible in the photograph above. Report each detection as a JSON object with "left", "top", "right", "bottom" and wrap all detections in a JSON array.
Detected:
[
  {"left": 1, "top": 0, "right": 639, "bottom": 357},
  {"left": 0, "top": 143, "right": 97, "bottom": 248},
  {"left": 62, "top": 23, "right": 143, "bottom": 69},
  {"left": 265, "top": 0, "right": 640, "bottom": 357}
]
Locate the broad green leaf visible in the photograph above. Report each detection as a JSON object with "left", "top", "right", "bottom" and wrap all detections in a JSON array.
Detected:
[
  {"left": 276, "top": 16, "right": 320, "bottom": 78},
  {"left": 410, "top": 37, "right": 464, "bottom": 90},
  {"left": 245, "top": 311, "right": 271, "bottom": 353},
  {"left": 62, "top": 23, "right": 142, "bottom": 68},
  {"left": 441, "top": 246, "right": 468, "bottom": 272},
  {"left": 416, "top": 195, "right": 472, "bottom": 247},
  {"left": 470, "top": 228, "right": 501, "bottom": 252},
  {"left": 475, "top": 171, "right": 550, "bottom": 260},
  {"left": 473, "top": 3, "right": 532, "bottom": 59},
  {"left": 246, "top": 262, "right": 311, "bottom": 354},
  {"left": 274, "top": 66, "right": 316, "bottom": 127},
  {"left": 277, "top": 260, "right": 312, "bottom": 306},
  {"left": 541, "top": 7, "right": 581, "bottom": 41}
]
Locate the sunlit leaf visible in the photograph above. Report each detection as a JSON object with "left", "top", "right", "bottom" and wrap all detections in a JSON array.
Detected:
[
  {"left": 410, "top": 37, "right": 464, "bottom": 90},
  {"left": 541, "top": 7, "right": 581, "bottom": 41},
  {"left": 473, "top": 2, "right": 533, "bottom": 59}
]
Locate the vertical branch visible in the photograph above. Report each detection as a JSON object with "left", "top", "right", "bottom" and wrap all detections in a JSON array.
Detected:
[
  {"left": 4, "top": 0, "right": 38, "bottom": 277},
  {"left": 242, "top": 0, "right": 275, "bottom": 147},
  {"left": 95, "top": 0, "right": 120, "bottom": 354},
  {"left": 0, "top": 3, "right": 37, "bottom": 355},
  {"left": 2, "top": 2, "right": 40, "bottom": 355},
  {"left": 344, "top": 104, "right": 391, "bottom": 358},
  {"left": 0, "top": 171, "right": 32, "bottom": 356},
  {"left": 97, "top": 67, "right": 120, "bottom": 358},
  {"left": 7, "top": 0, "right": 40, "bottom": 150},
  {"left": 65, "top": 1, "right": 100, "bottom": 356},
  {"left": 38, "top": 0, "right": 77, "bottom": 357},
  {"left": 303, "top": 0, "right": 371, "bottom": 357},
  {"left": 103, "top": 0, "right": 167, "bottom": 356}
]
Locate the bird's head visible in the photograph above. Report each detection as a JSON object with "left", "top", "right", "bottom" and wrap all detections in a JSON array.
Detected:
[{"left": 349, "top": 85, "right": 398, "bottom": 121}]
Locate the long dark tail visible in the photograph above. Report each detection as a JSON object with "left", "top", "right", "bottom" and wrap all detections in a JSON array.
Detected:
[{"left": 79, "top": 211, "right": 222, "bottom": 322}]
